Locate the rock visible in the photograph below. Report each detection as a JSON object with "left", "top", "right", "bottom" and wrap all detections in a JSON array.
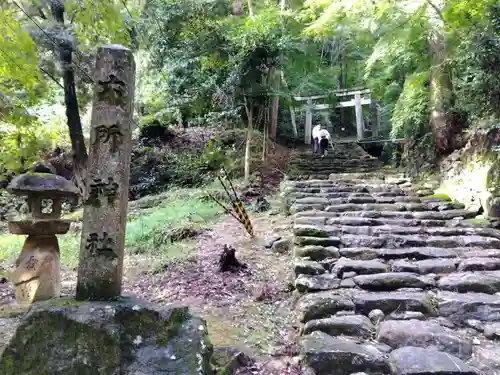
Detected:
[
  {"left": 299, "top": 331, "right": 389, "bottom": 375},
  {"left": 415, "top": 259, "right": 457, "bottom": 274},
  {"left": 353, "top": 273, "right": 434, "bottom": 291},
  {"left": 437, "top": 271, "right": 500, "bottom": 294},
  {"left": 378, "top": 247, "right": 458, "bottom": 260},
  {"left": 332, "top": 258, "right": 389, "bottom": 277},
  {"left": 340, "top": 278, "right": 356, "bottom": 288},
  {"left": 295, "top": 236, "right": 341, "bottom": 247},
  {"left": 471, "top": 343, "right": 500, "bottom": 373},
  {"left": 294, "top": 259, "right": 326, "bottom": 276},
  {"left": 458, "top": 257, "right": 500, "bottom": 272},
  {"left": 388, "top": 311, "right": 426, "bottom": 321},
  {"left": 483, "top": 323, "right": 500, "bottom": 339},
  {"left": 302, "top": 315, "right": 375, "bottom": 338},
  {"left": 391, "top": 260, "right": 419, "bottom": 273},
  {"left": 0, "top": 298, "right": 213, "bottom": 375},
  {"left": 294, "top": 245, "right": 340, "bottom": 261},
  {"left": 294, "top": 224, "right": 329, "bottom": 237},
  {"left": 296, "top": 292, "right": 355, "bottom": 322},
  {"left": 342, "top": 271, "right": 357, "bottom": 279},
  {"left": 388, "top": 347, "right": 478, "bottom": 375},
  {"left": 339, "top": 247, "right": 380, "bottom": 260},
  {"left": 271, "top": 238, "right": 292, "bottom": 254},
  {"left": 377, "top": 319, "right": 472, "bottom": 359},
  {"left": 264, "top": 235, "right": 281, "bottom": 249},
  {"left": 437, "top": 291, "right": 500, "bottom": 324},
  {"left": 465, "top": 319, "right": 484, "bottom": 332},
  {"left": 353, "top": 291, "right": 437, "bottom": 316},
  {"left": 211, "top": 347, "right": 252, "bottom": 375},
  {"left": 295, "top": 274, "right": 340, "bottom": 293},
  {"left": 368, "top": 309, "right": 384, "bottom": 325}
]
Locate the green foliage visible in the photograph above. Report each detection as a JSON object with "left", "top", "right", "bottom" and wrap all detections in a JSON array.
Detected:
[
  {"left": 126, "top": 188, "right": 221, "bottom": 256},
  {"left": 391, "top": 72, "right": 430, "bottom": 139}
]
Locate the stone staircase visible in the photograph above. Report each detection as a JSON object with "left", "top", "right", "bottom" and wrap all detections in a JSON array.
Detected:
[{"left": 282, "top": 143, "right": 500, "bottom": 375}]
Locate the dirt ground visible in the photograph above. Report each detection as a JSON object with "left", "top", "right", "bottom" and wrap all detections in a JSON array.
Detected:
[{"left": 0, "top": 208, "right": 301, "bottom": 374}]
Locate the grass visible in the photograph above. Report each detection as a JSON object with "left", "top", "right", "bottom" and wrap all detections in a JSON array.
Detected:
[{"left": 0, "top": 183, "right": 229, "bottom": 269}]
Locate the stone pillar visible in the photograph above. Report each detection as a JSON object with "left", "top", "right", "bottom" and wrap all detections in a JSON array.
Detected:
[
  {"left": 305, "top": 99, "right": 312, "bottom": 144},
  {"left": 355, "top": 93, "right": 364, "bottom": 140},
  {"left": 76, "top": 45, "right": 135, "bottom": 300},
  {"left": 371, "top": 103, "right": 379, "bottom": 137}
]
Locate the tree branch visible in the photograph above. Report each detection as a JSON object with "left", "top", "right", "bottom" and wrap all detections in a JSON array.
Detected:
[{"left": 425, "top": 0, "right": 445, "bottom": 23}]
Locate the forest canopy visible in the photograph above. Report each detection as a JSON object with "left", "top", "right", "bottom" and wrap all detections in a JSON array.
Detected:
[{"left": 0, "top": 0, "right": 499, "bottom": 182}]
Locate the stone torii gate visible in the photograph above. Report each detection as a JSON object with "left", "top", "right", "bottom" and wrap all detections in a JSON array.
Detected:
[{"left": 294, "top": 88, "right": 378, "bottom": 144}]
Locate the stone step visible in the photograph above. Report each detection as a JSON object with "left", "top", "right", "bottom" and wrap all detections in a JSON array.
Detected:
[
  {"left": 291, "top": 202, "right": 463, "bottom": 214},
  {"left": 300, "top": 333, "right": 479, "bottom": 375},
  {"left": 339, "top": 233, "right": 500, "bottom": 249},
  {"left": 295, "top": 209, "right": 476, "bottom": 220},
  {"left": 284, "top": 186, "right": 408, "bottom": 195},
  {"left": 294, "top": 223, "right": 500, "bottom": 240},
  {"left": 294, "top": 196, "right": 422, "bottom": 205},
  {"left": 295, "top": 217, "right": 453, "bottom": 228}
]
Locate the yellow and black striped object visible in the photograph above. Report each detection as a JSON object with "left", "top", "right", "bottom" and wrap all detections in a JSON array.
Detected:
[{"left": 233, "top": 200, "right": 254, "bottom": 237}]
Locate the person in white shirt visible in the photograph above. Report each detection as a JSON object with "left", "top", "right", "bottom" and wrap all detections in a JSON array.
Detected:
[{"left": 312, "top": 124, "right": 331, "bottom": 158}]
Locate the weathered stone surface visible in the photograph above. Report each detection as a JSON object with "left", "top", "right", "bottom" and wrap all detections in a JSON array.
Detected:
[
  {"left": 300, "top": 331, "right": 389, "bottom": 375},
  {"left": 293, "top": 224, "right": 329, "bottom": 237},
  {"left": 388, "top": 311, "right": 426, "bottom": 321},
  {"left": 437, "top": 291, "right": 500, "bottom": 324},
  {"left": 294, "top": 245, "right": 340, "bottom": 261},
  {"left": 0, "top": 298, "right": 213, "bottom": 375},
  {"left": 368, "top": 309, "right": 384, "bottom": 325},
  {"left": 295, "top": 274, "right": 340, "bottom": 293},
  {"left": 303, "top": 314, "right": 374, "bottom": 338},
  {"left": 339, "top": 247, "right": 380, "bottom": 260},
  {"left": 458, "top": 257, "right": 500, "bottom": 272},
  {"left": 391, "top": 260, "right": 419, "bottom": 273},
  {"left": 353, "top": 292, "right": 437, "bottom": 316},
  {"left": 388, "top": 347, "right": 478, "bottom": 375},
  {"left": 294, "top": 236, "right": 341, "bottom": 247},
  {"left": 483, "top": 322, "right": 500, "bottom": 339},
  {"left": 296, "top": 292, "right": 354, "bottom": 322},
  {"left": 415, "top": 259, "right": 457, "bottom": 274},
  {"left": 378, "top": 319, "right": 473, "bottom": 359},
  {"left": 76, "top": 45, "right": 135, "bottom": 300},
  {"left": 294, "top": 259, "right": 325, "bottom": 276},
  {"left": 271, "top": 238, "right": 292, "bottom": 253},
  {"left": 471, "top": 343, "right": 500, "bottom": 374},
  {"left": 332, "top": 258, "right": 389, "bottom": 277},
  {"left": 7, "top": 173, "right": 79, "bottom": 197},
  {"left": 353, "top": 272, "right": 434, "bottom": 291},
  {"left": 11, "top": 235, "right": 61, "bottom": 305},
  {"left": 378, "top": 247, "right": 458, "bottom": 260},
  {"left": 8, "top": 219, "right": 71, "bottom": 236},
  {"left": 438, "top": 271, "right": 500, "bottom": 294}
]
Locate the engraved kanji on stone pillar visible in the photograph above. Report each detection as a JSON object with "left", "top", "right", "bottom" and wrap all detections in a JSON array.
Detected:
[{"left": 76, "top": 45, "right": 135, "bottom": 300}]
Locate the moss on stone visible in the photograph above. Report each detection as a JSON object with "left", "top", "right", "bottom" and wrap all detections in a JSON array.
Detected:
[
  {"left": 421, "top": 193, "right": 451, "bottom": 200},
  {"left": 156, "top": 308, "right": 190, "bottom": 345}
]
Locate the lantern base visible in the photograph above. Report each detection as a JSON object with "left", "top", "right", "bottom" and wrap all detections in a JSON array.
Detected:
[
  {"left": 11, "top": 235, "right": 61, "bottom": 305},
  {"left": 8, "top": 219, "right": 71, "bottom": 235}
]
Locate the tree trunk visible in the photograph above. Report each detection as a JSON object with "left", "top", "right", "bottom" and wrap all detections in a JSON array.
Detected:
[
  {"left": 244, "top": 97, "right": 253, "bottom": 184},
  {"left": 247, "top": 0, "right": 255, "bottom": 20},
  {"left": 48, "top": 2, "right": 88, "bottom": 197},
  {"left": 427, "top": 0, "right": 455, "bottom": 152},
  {"left": 280, "top": 71, "right": 298, "bottom": 138},
  {"left": 270, "top": 96, "right": 279, "bottom": 140},
  {"left": 60, "top": 42, "right": 88, "bottom": 197}
]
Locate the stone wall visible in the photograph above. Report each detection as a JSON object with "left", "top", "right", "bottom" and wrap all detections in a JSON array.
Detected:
[{"left": 434, "top": 128, "right": 500, "bottom": 217}]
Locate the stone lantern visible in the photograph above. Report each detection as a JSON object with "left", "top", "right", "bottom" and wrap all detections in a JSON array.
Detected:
[{"left": 6, "top": 171, "right": 79, "bottom": 305}]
